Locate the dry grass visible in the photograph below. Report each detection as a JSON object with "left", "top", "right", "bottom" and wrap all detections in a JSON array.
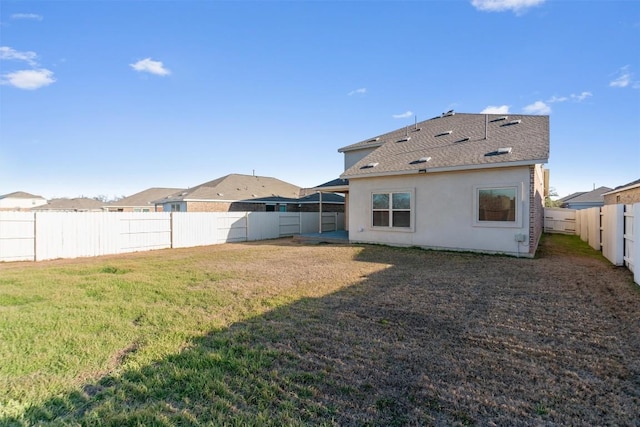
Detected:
[{"left": 1, "top": 234, "right": 639, "bottom": 426}]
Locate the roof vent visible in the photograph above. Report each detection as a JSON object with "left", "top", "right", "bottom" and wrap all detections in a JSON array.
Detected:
[
  {"left": 485, "top": 147, "right": 512, "bottom": 157},
  {"left": 397, "top": 136, "right": 411, "bottom": 142},
  {"left": 501, "top": 119, "right": 522, "bottom": 127},
  {"left": 455, "top": 137, "right": 470, "bottom": 143},
  {"left": 442, "top": 109, "right": 455, "bottom": 117},
  {"left": 361, "top": 162, "right": 379, "bottom": 169},
  {"left": 217, "top": 193, "right": 224, "bottom": 196},
  {"left": 412, "top": 127, "right": 422, "bottom": 132},
  {"left": 436, "top": 130, "right": 452, "bottom": 137},
  {"left": 490, "top": 116, "right": 508, "bottom": 122},
  {"left": 410, "top": 156, "right": 431, "bottom": 164},
  {"left": 368, "top": 137, "right": 380, "bottom": 142}
]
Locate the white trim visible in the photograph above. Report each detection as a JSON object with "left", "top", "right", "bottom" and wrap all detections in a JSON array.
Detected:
[
  {"left": 472, "top": 183, "right": 523, "bottom": 228},
  {"left": 370, "top": 188, "right": 415, "bottom": 232}
]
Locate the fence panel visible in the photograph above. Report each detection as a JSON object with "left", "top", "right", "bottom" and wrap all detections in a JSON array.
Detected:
[
  {"left": 217, "top": 213, "right": 248, "bottom": 243},
  {"left": 543, "top": 208, "right": 576, "bottom": 234},
  {"left": 586, "top": 207, "right": 601, "bottom": 251},
  {"left": 601, "top": 204, "right": 625, "bottom": 266},
  {"left": 0, "top": 212, "right": 35, "bottom": 261},
  {"left": 118, "top": 213, "right": 171, "bottom": 253},
  {"left": 623, "top": 204, "right": 635, "bottom": 273}
]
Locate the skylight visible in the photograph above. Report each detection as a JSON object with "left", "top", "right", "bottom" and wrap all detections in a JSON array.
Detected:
[
  {"left": 410, "top": 156, "right": 431, "bottom": 164},
  {"left": 361, "top": 162, "right": 379, "bottom": 169},
  {"left": 485, "top": 147, "right": 512, "bottom": 157},
  {"left": 500, "top": 119, "right": 522, "bottom": 127}
]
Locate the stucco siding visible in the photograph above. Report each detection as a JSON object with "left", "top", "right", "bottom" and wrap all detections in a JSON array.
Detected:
[{"left": 347, "top": 166, "right": 534, "bottom": 257}]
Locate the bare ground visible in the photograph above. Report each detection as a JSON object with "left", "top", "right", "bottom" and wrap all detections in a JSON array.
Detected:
[{"left": 247, "top": 235, "right": 640, "bottom": 426}]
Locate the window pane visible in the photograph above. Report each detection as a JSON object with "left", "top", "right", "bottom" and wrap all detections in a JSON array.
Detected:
[
  {"left": 373, "top": 210, "right": 389, "bottom": 227},
  {"left": 392, "top": 211, "right": 411, "bottom": 227},
  {"left": 392, "top": 192, "right": 411, "bottom": 210},
  {"left": 372, "top": 193, "right": 389, "bottom": 209},
  {"left": 479, "top": 188, "right": 516, "bottom": 221}
]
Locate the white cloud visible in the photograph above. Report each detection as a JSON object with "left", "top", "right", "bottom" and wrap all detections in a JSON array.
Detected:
[
  {"left": 130, "top": 58, "right": 171, "bottom": 76},
  {"left": 348, "top": 87, "right": 367, "bottom": 96},
  {"left": 392, "top": 111, "right": 413, "bottom": 119},
  {"left": 610, "top": 65, "right": 632, "bottom": 88},
  {"left": 547, "top": 92, "right": 592, "bottom": 103},
  {"left": 480, "top": 105, "right": 510, "bottom": 114},
  {"left": 1, "top": 69, "right": 55, "bottom": 90},
  {"left": 0, "top": 46, "right": 38, "bottom": 66},
  {"left": 471, "top": 0, "right": 545, "bottom": 14},
  {"left": 523, "top": 101, "right": 550, "bottom": 115},
  {"left": 11, "top": 13, "right": 43, "bottom": 21}
]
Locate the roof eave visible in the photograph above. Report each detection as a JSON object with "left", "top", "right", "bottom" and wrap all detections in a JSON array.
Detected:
[{"left": 340, "top": 159, "right": 548, "bottom": 180}]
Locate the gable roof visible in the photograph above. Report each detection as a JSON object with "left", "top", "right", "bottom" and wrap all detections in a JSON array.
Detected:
[
  {"left": 561, "top": 186, "right": 612, "bottom": 205},
  {"left": 0, "top": 191, "right": 45, "bottom": 199},
  {"left": 158, "top": 174, "right": 301, "bottom": 203},
  {"left": 107, "top": 187, "right": 185, "bottom": 208},
  {"left": 558, "top": 191, "right": 587, "bottom": 203},
  {"left": 34, "top": 197, "right": 105, "bottom": 211},
  {"left": 340, "top": 113, "right": 549, "bottom": 179}
]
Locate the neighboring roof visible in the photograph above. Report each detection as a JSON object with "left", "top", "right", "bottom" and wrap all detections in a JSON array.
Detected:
[
  {"left": 157, "top": 174, "right": 301, "bottom": 203},
  {"left": 107, "top": 187, "right": 185, "bottom": 208},
  {"left": 602, "top": 178, "right": 640, "bottom": 195},
  {"left": 34, "top": 197, "right": 105, "bottom": 211},
  {"left": 246, "top": 193, "right": 345, "bottom": 204},
  {"left": 339, "top": 112, "right": 549, "bottom": 179},
  {"left": 558, "top": 191, "right": 586, "bottom": 203},
  {"left": 561, "top": 186, "right": 612, "bottom": 205},
  {"left": 0, "top": 191, "right": 45, "bottom": 199}
]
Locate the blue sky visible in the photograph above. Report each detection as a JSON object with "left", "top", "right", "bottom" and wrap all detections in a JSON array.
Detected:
[{"left": 1, "top": 0, "right": 638, "bottom": 200}]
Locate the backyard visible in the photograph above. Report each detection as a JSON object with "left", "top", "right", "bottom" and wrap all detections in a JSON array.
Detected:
[{"left": 0, "top": 234, "right": 639, "bottom": 426}]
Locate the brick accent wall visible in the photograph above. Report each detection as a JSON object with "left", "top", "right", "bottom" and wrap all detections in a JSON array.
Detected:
[
  {"left": 529, "top": 165, "right": 545, "bottom": 255},
  {"left": 603, "top": 187, "right": 640, "bottom": 205}
]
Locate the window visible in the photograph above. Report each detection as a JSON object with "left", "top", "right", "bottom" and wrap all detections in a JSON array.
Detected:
[
  {"left": 372, "top": 191, "right": 412, "bottom": 228},
  {"left": 170, "top": 203, "right": 181, "bottom": 212},
  {"left": 478, "top": 187, "right": 516, "bottom": 222}
]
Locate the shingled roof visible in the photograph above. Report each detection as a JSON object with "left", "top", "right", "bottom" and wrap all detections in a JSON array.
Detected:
[
  {"left": 107, "top": 187, "right": 185, "bottom": 208},
  {"left": 340, "top": 113, "right": 549, "bottom": 179},
  {"left": 159, "top": 174, "right": 301, "bottom": 202}
]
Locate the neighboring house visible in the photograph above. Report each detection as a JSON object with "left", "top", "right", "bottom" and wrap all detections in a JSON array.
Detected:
[
  {"left": 0, "top": 191, "right": 47, "bottom": 211},
  {"left": 247, "top": 192, "right": 345, "bottom": 212},
  {"left": 154, "top": 174, "right": 303, "bottom": 212},
  {"left": 559, "top": 186, "right": 612, "bottom": 209},
  {"left": 602, "top": 179, "right": 640, "bottom": 205},
  {"left": 104, "top": 187, "right": 185, "bottom": 212},
  {"left": 322, "top": 112, "right": 550, "bottom": 257},
  {"left": 34, "top": 197, "right": 105, "bottom": 212}
]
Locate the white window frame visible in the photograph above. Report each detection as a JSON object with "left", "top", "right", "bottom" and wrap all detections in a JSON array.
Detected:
[
  {"left": 473, "top": 184, "right": 522, "bottom": 228},
  {"left": 371, "top": 188, "right": 415, "bottom": 231}
]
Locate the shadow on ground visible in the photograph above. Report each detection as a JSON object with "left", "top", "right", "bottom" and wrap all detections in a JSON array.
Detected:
[{"left": 3, "top": 237, "right": 640, "bottom": 426}]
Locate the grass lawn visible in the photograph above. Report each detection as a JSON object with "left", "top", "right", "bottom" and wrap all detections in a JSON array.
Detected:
[{"left": 1, "top": 234, "right": 639, "bottom": 426}]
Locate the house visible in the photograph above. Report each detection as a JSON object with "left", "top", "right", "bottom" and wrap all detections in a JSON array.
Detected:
[
  {"left": 34, "top": 197, "right": 105, "bottom": 212},
  {"left": 247, "top": 192, "right": 345, "bottom": 212},
  {"left": 154, "top": 174, "right": 303, "bottom": 212},
  {"left": 0, "top": 191, "right": 47, "bottom": 211},
  {"left": 558, "top": 186, "right": 612, "bottom": 209},
  {"left": 602, "top": 179, "right": 640, "bottom": 205},
  {"left": 104, "top": 187, "right": 185, "bottom": 212},
  {"left": 325, "top": 112, "right": 550, "bottom": 257}
]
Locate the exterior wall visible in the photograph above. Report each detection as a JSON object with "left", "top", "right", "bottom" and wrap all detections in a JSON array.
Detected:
[
  {"left": 530, "top": 164, "right": 545, "bottom": 254},
  {"left": 344, "top": 147, "right": 378, "bottom": 170},
  {"left": 603, "top": 186, "right": 640, "bottom": 205},
  {"left": 347, "top": 166, "right": 535, "bottom": 257},
  {"left": 0, "top": 197, "right": 47, "bottom": 211}
]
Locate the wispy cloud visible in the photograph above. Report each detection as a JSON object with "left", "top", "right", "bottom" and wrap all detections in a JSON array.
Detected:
[
  {"left": 348, "top": 87, "right": 367, "bottom": 96},
  {"left": 471, "top": 0, "right": 545, "bottom": 15},
  {"left": 480, "top": 105, "right": 510, "bottom": 114},
  {"left": 548, "top": 91, "right": 592, "bottom": 103},
  {"left": 609, "top": 65, "right": 637, "bottom": 88},
  {"left": 1, "top": 69, "right": 55, "bottom": 90},
  {"left": 392, "top": 111, "right": 413, "bottom": 119},
  {"left": 0, "top": 46, "right": 38, "bottom": 66},
  {"left": 523, "top": 101, "right": 551, "bottom": 115},
  {"left": 11, "top": 13, "right": 43, "bottom": 21},
  {"left": 130, "top": 58, "right": 171, "bottom": 76}
]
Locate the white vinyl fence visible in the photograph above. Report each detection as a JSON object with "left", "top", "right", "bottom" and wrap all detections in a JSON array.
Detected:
[
  {"left": 0, "top": 211, "right": 345, "bottom": 262},
  {"left": 544, "top": 204, "right": 640, "bottom": 286}
]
